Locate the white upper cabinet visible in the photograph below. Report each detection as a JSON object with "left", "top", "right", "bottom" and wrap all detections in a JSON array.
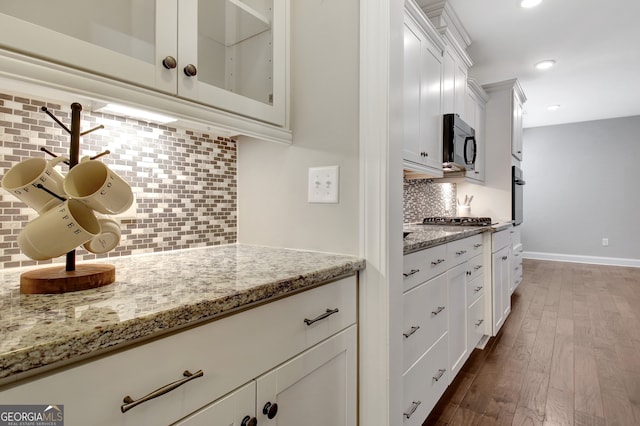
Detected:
[
  {"left": 0, "top": 0, "right": 288, "bottom": 127},
  {"left": 512, "top": 88, "right": 525, "bottom": 161},
  {"left": 403, "top": 0, "right": 445, "bottom": 178},
  {"left": 464, "top": 79, "right": 488, "bottom": 183}
]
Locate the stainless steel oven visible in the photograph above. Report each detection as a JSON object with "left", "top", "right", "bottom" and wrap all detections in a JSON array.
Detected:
[{"left": 512, "top": 166, "right": 525, "bottom": 226}]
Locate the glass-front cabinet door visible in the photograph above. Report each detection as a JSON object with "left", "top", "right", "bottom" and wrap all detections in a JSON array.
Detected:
[
  {"left": 177, "top": 0, "right": 286, "bottom": 126},
  {"left": 0, "top": 0, "right": 288, "bottom": 127},
  {"left": 0, "top": 0, "right": 177, "bottom": 94}
]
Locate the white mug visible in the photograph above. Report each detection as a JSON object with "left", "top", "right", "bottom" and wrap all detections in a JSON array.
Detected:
[
  {"left": 1, "top": 156, "right": 68, "bottom": 213},
  {"left": 83, "top": 215, "right": 122, "bottom": 254},
  {"left": 63, "top": 159, "right": 133, "bottom": 215},
  {"left": 18, "top": 199, "right": 101, "bottom": 260}
]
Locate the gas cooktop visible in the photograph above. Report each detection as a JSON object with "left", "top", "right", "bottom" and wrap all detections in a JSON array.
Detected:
[{"left": 422, "top": 217, "right": 493, "bottom": 226}]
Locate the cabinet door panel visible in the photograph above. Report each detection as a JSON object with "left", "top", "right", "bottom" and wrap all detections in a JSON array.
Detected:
[
  {"left": 447, "top": 262, "right": 468, "bottom": 378},
  {"left": 178, "top": 0, "right": 287, "bottom": 125},
  {"left": 256, "top": 326, "right": 357, "bottom": 426},
  {"left": 0, "top": 0, "right": 177, "bottom": 94},
  {"left": 174, "top": 382, "right": 256, "bottom": 426}
]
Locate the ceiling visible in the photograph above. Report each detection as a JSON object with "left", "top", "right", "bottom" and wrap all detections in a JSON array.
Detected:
[{"left": 427, "top": 0, "right": 640, "bottom": 128}]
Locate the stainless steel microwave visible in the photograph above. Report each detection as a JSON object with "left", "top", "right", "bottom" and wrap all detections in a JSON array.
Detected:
[{"left": 443, "top": 113, "right": 476, "bottom": 172}]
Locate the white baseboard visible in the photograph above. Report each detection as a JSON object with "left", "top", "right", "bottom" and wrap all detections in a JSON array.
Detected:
[{"left": 523, "top": 251, "right": 640, "bottom": 268}]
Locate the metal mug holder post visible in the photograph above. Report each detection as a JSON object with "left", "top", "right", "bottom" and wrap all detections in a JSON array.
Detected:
[{"left": 19, "top": 103, "right": 116, "bottom": 294}]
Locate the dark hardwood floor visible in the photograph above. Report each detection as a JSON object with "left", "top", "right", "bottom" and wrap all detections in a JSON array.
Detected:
[{"left": 424, "top": 259, "right": 640, "bottom": 426}]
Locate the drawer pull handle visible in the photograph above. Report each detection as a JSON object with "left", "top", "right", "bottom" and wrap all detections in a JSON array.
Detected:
[
  {"left": 304, "top": 308, "right": 339, "bottom": 326},
  {"left": 433, "top": 368, "right": 446, "bottom": 382},
  {"left": 475, "top": 319, "right": 484, "bottom": 327},
  {"left": 431, "top": 306, "right": 445, "bottom": 316},
  {"left": 466, "top": 270, "right": 472, "bottom": 276},
  {"left": 121, "top": 369, "right": 203, "bottom": 413},
  {"left": 403, "top": 325, "right": 420, "bottom": 339},
  {"left": 502, "top": 255, "right": 508, "bottom": 261},
  {"left": 474, "top": 243, "right": 483, "bottom": 248},
  {"left": 474, "top": 286, "right": 483, "bottom": 293},
  {"left": 431, "top": 259, "right": 445, "bottom": 266},
  {"left": 456, "top": 250, "right": 467, "bottom": 256},
  {"left": 474, "top": 265, "right": 482, "bottom": 270},
  {"left": 404, "top": 401, "right": 422, "bottom": 419},
  {"left": 403, "top": 269, "right": 420, "bottom": 278}
]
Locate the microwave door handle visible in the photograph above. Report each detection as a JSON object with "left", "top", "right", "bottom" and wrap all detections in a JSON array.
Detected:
[{"left": 464, "top": 136, "right": 477, "bottom": 165}]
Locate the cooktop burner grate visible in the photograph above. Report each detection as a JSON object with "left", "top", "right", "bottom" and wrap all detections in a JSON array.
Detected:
[{"left": 422, "top": 216, "right": 492, "bottom": 226}]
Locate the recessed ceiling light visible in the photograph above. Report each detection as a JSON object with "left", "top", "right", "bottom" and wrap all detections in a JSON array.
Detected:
[
  {"left": 535, "top": 59, "right": 556, "bottom": 70},
  {"left": 521, "top": 0, "right": 542, "bottom": 8},
  {"left": 547, "top": 104, "right": 560, "bottom": 111}
]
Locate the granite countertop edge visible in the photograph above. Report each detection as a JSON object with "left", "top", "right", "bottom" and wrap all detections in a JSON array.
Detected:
[
  {"left": 0, "top": 245, "right": 365, "bottom": 385},
  {"left": 403, "top": 223, "right": 513, "bottom": 254}
]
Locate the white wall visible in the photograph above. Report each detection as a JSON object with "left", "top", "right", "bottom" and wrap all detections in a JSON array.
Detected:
[
  {"left": 522, "top": 115, "right": 640, "bottom": 266},
  {"left": 237, "top": 0, "right": 360, "bottom": 255}
]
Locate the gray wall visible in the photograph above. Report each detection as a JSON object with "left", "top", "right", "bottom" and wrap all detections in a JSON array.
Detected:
[{"left": 522, "top": 115, "right": 640, "bottom": 265}]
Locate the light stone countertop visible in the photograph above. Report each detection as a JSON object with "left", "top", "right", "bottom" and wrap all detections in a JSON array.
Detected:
[
  {"left": 403, "top": 223, "right": 489, "bottom": 254},
  {"left": 0, "top": 244, "right": 365, "bottom": 384}
]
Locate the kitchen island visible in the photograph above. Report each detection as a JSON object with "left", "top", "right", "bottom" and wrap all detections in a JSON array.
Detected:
[{"left": 0, "top": 244, "right": 365, "bottom": 385}]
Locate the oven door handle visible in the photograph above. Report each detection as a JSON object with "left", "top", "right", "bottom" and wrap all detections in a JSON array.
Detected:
[{"left": 515, "top": 178, "right": 526, "bottom": 185}]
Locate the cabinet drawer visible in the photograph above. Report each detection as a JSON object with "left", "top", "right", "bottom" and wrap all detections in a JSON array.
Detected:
[
  {"left": 1, "top": 276, "right": 357, "bottom": 426},
  {"left": 467, "top": 274, "right": 485, "bottom": 307},
  {"left": 402, "top": 333, "right": 449, "bottom": 426},
  {"left": 510, "top": 226, "right": 522, "bottom": 246},
  {"left": 447, "top": 234, "right": 481, "bottom": 266},
  {"left": 467, "top": 253, "right": 484, "bottom": 282},
  {"left": 467, "top": 294, "right": 486, "bottom": 350},
  {"left": 492, "top": 229, "right": 511, "bottom": 252},
  {"left": 402, "top": 274, "right": 448, "bottom": 372},
  {"left": 403, "top": 244, "right": 448, "bottom": 292}
]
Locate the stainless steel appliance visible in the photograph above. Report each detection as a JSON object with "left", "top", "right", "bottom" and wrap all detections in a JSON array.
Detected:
[
  {"left": 512, "top": 166, "right": 525, "bottom": 226},
  {"left": 443, "top": 113, "right": 476, "bottom": 173}
]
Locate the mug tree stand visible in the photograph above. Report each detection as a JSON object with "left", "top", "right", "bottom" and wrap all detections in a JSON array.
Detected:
[{"left": 19, "top": 103, "right": 116, "bottom": 295}]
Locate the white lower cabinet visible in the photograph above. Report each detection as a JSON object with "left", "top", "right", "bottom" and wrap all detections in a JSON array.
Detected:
[
  {"left": 491, "top": 230, "right": 512, "bottom": 334},
  {"left": 0, "top": 276, "right": 357, "bottom": 426},
  {"left": 178, "top": 326, "right": 357, "bottom": 426},
  {"left": 402, "top": 333, "right": 449, "bottom": 426},
  {"left": 402, "top": 233, "right": 489, "bottom": 423}
]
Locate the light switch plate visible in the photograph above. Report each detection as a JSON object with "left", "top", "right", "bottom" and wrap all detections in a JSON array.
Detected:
[{"left": 308, "top": 166, "right": 339, "bottom": 203}]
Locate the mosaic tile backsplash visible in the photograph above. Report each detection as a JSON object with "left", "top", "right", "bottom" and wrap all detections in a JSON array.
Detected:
[
  {"left": 0, "top": 92, "right": 237, "bottom": 269},
  {"left": 404, "top": 179, "right": 457, "bottom": 223}
]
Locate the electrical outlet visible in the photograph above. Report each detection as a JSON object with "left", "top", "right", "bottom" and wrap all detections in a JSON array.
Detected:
[
  {"left": 602, "top": 238, "right": 609, "bottom": 246},
  {"left": 308, "top": 166, "right": 339, "bottom": 203}
]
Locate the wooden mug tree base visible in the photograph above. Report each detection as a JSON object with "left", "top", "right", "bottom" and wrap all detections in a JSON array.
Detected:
[{"left": 20, "top": 264, "right": 116, "bottom": 294}]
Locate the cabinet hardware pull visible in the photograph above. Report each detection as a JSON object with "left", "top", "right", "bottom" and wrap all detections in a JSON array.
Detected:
[
  {"left": 501, "top": 255, "right": 508, "bottom": 261},
  {"left": 183, "top": 63, "right": 198, "bottom": 77},
  {"left": 162, "top": 56, "right": 177, "bottom": 69},
  {"left": 431, "top": 259, "right": 445, "bottom": 266},
  {"left": 474, "top": 286, "right": 483, "bottom": 293},
  {"left": 403, "top": 268, "right": 420, "bottom": 277},
  {"left": 456, "top": 250, "right": 467, "bottom": 255},
  {"left": 433, "top": 369, "right": 446, "bottom": 382},
  {"left": 466, "top": 270, "right": 472, "bottom": 276},
  {"left": 121, "top": 369, "right": 203, "bottom": 413},
  {"left": 474, "top": 265, "right": 482, "bottom": 270},
  {"left": 474, "top": 244, "right": 482, "bottom": 248},
  {"left": 304, "top": 308, "right": 339, "bottom": 326},
  {"left": 404, "top": 401, "right": 422, "bottom": 419},
  {"left": 475, "top": 319, "right": 484, "bottom": 327},
  {"left": 241, "top": 416, "right": 258, "bottom": 426},
  {"left": 431, "top": 306, "right": 445, "bottom": 316},
  {"left": 403, "top": 325, "right": 420, "bottom": 339},
  {"left": 263, "top": 402, "right": 278, "bottom": 419}
]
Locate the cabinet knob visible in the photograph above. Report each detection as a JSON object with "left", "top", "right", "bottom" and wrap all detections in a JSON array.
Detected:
[
  {"left": 183, "top": 64, "right": 198, "bottom": 77},
  {"left": 162, "top": 56, "right": 177, "bottom": 69},
  {"left": 241, "top": 416, "right": 257, "bottom": 426},
  {"left": 263, "top": 402, "right": 278, "bottom": 419}
]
